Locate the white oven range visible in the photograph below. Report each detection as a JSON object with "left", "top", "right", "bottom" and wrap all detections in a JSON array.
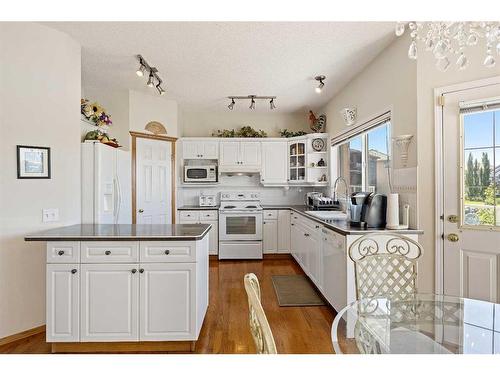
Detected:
[{"left": 218, "top": 191, "right": 263, "bottom": 259}]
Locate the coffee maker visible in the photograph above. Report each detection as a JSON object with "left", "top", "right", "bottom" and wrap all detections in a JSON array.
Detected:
[{"left": 349, "top": 192, "right": 387, "bottom": 228}]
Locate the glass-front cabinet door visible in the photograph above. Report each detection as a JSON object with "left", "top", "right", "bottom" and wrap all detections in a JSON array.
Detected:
[{"left": 289, "top": 141, "right": 306, "bottom": 182}]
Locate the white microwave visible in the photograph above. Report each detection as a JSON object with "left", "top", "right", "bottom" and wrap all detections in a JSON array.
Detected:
[{"left": 184, "top": 165, "right": 218, "bottom": 183}]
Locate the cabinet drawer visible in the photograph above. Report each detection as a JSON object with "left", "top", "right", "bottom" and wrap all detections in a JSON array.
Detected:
[
  {"left": 263, "top": 210, "right": 278, "bottom": 220},
  {"left": 179, "top": 211, "right": 200, "bottom": 222},
  {"left": 81, "top": 242, "right": 139, "bottom": 263},
  {"left": 47, "top": 242, "right": 80, "bottom": 263},
  {"left": 140, "top": 241, "right": 196, "bottom": 263},
  {"left": 199, "top": 211, "right": 217, "bottom": 220}
]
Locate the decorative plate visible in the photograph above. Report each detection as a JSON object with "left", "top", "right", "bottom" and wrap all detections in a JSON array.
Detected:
[{"left": 312, "top": 138, "right": 325, "bottom": 152}]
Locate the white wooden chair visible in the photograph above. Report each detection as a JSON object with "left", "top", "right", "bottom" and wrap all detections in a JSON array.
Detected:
[{"left": 243, "top": 273, "right": 277, "bottom": 354}]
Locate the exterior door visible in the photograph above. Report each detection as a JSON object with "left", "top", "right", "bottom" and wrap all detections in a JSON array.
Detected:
[
  {"left": 46, "top": 264, "right": 80, "bottom": 342},
  {"left": 135, "top": 137, "right": 172, "bottom": 224},
  {"left": 442, "top": 83, "right": 500, "bottom": 303},
  {"left": 139, "top": 263, "right": 195, "bottom": 341},
  {"left": 80, "top": 264, "right": 139, "bottom": 341}
]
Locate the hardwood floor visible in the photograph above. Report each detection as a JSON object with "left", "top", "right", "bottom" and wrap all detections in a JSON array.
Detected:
[{"left": 0, "top": 258, "right": 337, "bottom": 354}]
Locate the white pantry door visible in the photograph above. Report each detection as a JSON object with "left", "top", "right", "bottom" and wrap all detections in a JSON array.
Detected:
[
  {"left": 442, "top": 83, "right": 500, "bottom": 303},
  {"left": 136, "top": 137, "right": 172, "bottom": 224}
]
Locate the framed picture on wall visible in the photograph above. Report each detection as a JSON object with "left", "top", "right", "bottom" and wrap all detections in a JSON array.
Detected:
[{"left": 16, "top": 145, "right": 51, "bottom": 179}]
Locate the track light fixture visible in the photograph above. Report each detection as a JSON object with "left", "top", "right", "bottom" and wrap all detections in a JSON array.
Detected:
[
  {"left": 314, "top": 75, "right": 326, "bottom": 94},
  {"left": 135, "top": 55, "right": 166, "bottom": 96},
  {"left": 227, "top": 95, "right": 277, "bottom": 111},
  {"left": 249, "top": 96, "right": 256, "bottom": 110},
  {"left": 270, "top": 98, "right": 276, "bottom": 110}
]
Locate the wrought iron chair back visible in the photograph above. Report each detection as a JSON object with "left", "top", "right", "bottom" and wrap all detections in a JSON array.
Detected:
[
  {"left": 243, "top": 273, "right": 277, "bottom": 354},
  {"left": 348, "top": 233, "right": 423, "bottom": 301}
]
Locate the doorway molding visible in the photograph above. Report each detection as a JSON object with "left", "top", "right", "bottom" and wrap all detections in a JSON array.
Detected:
[
  {"left": 129, "top": 131, "right": 178, "bottom": 224},
  {"left": 433, "top": 76, "right": 500, "bottom": 295}
]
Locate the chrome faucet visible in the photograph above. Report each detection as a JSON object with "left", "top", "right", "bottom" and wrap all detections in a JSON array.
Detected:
[{"left": 332, "top": 176, "right": 349, "bottom": 213}]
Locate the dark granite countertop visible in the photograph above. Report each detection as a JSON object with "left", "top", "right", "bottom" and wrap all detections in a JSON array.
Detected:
[
  {"left": 177, "top": 205, "right": 219, "bottom": 210},
  {"left": 262, "top": 205, "right": 423, "bottom": 235},
  {"left": 25, "top": 224, "right": 211, "bottom": 241}
]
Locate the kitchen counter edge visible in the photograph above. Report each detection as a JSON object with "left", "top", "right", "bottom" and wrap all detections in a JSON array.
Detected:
[{"left": 262, "top": 205, "right": 423, "bottom": 236}]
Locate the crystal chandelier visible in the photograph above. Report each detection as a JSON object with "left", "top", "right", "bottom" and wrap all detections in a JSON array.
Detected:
[{"left": 396, "top": 22, "right": 500, "bottom": 71}]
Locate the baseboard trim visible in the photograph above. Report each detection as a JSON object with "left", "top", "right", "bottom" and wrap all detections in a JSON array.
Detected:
[
  {"left": 263, "top": 253, "right": 292, "bottom": 260},
  {"left": 0, "top": 325, "right": 46, "bottom": 347},
  {"left": 51, "top": 340, "right": 195, "bottom": 353}
]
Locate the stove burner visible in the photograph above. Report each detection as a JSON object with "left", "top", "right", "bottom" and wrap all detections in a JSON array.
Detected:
[{"left": 223, "top": 205, "right": 236, "bottom": 209}]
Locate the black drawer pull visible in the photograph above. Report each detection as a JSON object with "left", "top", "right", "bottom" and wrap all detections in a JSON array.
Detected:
[
  {"left": 105, "top": 250, "right": 111, "bottom": 255},
  {"left": 164, "top": 250, "right": 170, "bottom": 255},
  {"left": 71, "top": 269, "right": 77, "bottom": 274},
  {"left": 58, "top": 250, "right": 65, "bottom": 256}
]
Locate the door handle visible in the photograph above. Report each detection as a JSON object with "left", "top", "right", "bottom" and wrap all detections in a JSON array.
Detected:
[
  {"left": 447, "top": 233, "right": 459, "bottom": 242},
  {"left": 138, "top": 209, "right": 144, "bottom": 213},
  {"left": 447, "top": 215, "right": 458, "bottom": 223}
]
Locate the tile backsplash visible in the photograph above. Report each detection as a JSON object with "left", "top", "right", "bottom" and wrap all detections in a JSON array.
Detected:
[{"left": 177, "top": 174, "right": 321, "bottom": 207}]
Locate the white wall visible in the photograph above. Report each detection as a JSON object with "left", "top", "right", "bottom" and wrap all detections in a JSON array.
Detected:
[
  {"left": 0, "top": 23, "right": 81, "bottom": 339},
  {"left": 180, "top": 110, "right": 308, "bottom": 137},
  {"left": 416, "top": 39, "right": 500, "bottom": 293},
  {"left": 129, "top": 90, "right": 178, "bottom": 137},
  {"left": 82, "top": 88, "right": 130, "bottom": 149},
  {"left": 321, "top": 34, "right": 419, "bottom": 229}
]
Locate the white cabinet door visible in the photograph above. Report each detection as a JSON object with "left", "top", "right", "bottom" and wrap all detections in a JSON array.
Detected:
[
  {"left": 140, "top": 263, "right": 196, "bottom": 341},
  {"left": 202, "top": 141, "right": 219, "bottom": 159},
  {"left": 46, "top": 264, "right": 80, "bottom": 342},
  {"left": 219, "top": 141, "right": 241, "bottom": 167},
  {"left": 263, "top": 219, "right": 278, "bottom": 254},
  {"left": 182, "top": 140, "right": 200, "bottom": 159},
  {"left": 80, "top": 264, "right": 139, "bottom": 342},
  {"left": 200, "top": 220, "right": 218, "bottom": 255},
  {"left": 307, "top": 230, "right": 322, "bottom": 289},
  {"left": 261, "top": 141, "right": 287, "bottom": 184},
  {"left": 277, "top": 210, "right": 291, "bottom": 253},
  {"left": 240, "top": 142, "right": 261, "bottom": 167},
  {"left": 322, "top": 229, "right": 347, "bottom": 312}
]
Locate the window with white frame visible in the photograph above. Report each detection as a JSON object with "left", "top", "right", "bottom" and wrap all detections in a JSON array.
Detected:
[{"left": 332, "top": 116, "right": 391, "bottom": 195}]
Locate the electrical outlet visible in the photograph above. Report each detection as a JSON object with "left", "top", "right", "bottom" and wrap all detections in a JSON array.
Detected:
[{"left": 42, "top": 208, "right": 59, "bottom": 223}]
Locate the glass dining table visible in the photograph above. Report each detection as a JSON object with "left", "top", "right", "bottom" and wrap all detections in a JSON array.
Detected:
[{"left": 331, "top": 294, "right": 500, "bottom": 354}]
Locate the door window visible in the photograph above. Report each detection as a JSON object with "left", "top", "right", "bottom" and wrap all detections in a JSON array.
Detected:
[{"left": 462, "top": 110, "right": 500, "bottom": 227}]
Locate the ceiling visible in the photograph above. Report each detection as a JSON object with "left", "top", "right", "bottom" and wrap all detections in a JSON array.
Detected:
[{"left": 45, "top": 22, "right": 396, "bottom": 114}]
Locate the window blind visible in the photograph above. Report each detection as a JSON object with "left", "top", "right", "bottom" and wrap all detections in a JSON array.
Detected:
[
  {"left": 331, "top": 111, "right": 391, "bottom": 146},
  {"left": 459, "top": 96, "right": 500, "bottom": 114}
]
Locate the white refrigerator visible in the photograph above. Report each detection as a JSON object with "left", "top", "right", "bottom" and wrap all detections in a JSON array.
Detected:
[{"left": 81, "top": 142, "right": 132, "bottom": 224}]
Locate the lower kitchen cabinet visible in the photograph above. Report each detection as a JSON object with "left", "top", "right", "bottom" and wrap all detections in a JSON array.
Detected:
[
  {"left": 46, "top": 264, "right": 80, "bottom": 342},
  {"left": 178, "top": 210, "right": 218, "bottom": 255},
  {"left": 277, "top": 209, "right": 291, "bottom": 253},
  {"left": 321, "top": 228, "right": 347, "bottom": 312},
  {"left": 140, "top": 263, "right": 196, "bottom": 341},
  {"left": 263, "top": 219, "right": 278, "bottom": 253},
  {"left": 80, "top": 263, "right": 139, "bottom": 342}
]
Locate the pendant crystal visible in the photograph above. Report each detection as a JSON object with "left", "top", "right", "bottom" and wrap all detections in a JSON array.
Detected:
[
  {"left": 395, "top": 22, "right": 405, "bottom": 37},
  {"left": 408, "top": 41, "right": 418, "bottom": 59},
  {"left": 484, "top": 54, "right": 496, "bottom": 68},
  {"left": 433, "top": 40, "right": 448, "bottom": 59},
  {"left": 456, "top": 54, "right": 468, "bottom": 70},
  {"left": 467, "top": 34, "right": 478, "bottom": 46},
  {"left": 436, "top": 56, "right": 451, "bottom": 72}
]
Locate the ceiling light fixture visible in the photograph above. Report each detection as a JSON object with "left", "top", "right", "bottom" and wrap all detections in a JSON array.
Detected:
[
  {"left": 315, "top": 75, "right": 326, "bottom": 93},
  {"left": 135, "top": 55, "right": 166, "bottom": 95},
  {"left": 227, "top": 95, "right": 277, "bottom": 111},
  {"left": 270, "top": 98, "right": 276, "bottom": 110}
]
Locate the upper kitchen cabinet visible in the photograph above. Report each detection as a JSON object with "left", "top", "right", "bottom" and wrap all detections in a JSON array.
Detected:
[
  {"left": 182, "top": 140, "right": 219, "bottom": 160},
  {"left": 261, "top": 141, "right": 287, "bottom": 185},
  {"left": 288, "top": 133, "right": 329, "bottom": 186},
  {"left": 219, "top": 140, "right": 261, "bottom": 172}
]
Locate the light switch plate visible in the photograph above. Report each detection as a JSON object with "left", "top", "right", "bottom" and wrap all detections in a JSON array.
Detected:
[{"left": 42, "top": 208, "right": 59, "bottom": 222}]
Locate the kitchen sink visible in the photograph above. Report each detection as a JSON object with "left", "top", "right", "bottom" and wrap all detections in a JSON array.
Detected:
[{"left": 304, "top": 211, "right": 348, "bottom": 221}]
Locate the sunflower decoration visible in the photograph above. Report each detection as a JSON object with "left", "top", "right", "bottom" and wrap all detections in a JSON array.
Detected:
[{"left": 81, "top": 99, "right": 113, "bottom": 127}]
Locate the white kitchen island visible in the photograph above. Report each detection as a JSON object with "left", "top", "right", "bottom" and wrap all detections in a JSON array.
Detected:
[{"left": 25, "top": 224, "right": 210, "bottom": 353}]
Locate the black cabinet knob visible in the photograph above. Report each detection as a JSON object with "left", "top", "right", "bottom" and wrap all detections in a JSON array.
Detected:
[
  {"left": 71, "top": 269, "right": 77, "bottom": 274},
  {"left": 164, "top": 250, "right": 170, "bottom": 255},
  {"left": 105, "top": 250, "right": 111, "bottom": 255},
  {"left": 131, "top": 269, "right": 137, "bottom": 274},
  {"left": 139, "top": 269, "right": 144, "bottom": 273},
  {"left": 58, "top": 250, "right": 65, "bottom": 256}
]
